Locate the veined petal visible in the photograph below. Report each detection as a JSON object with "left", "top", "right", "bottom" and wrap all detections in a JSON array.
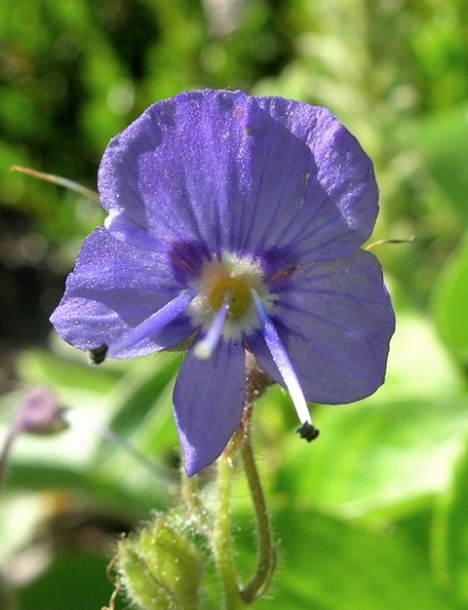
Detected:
[
  {"left": 98, "top": 90, "right": 248, "bottom": 255},
  {"left": 99, "top": 90, "right": 377, "bottom": 262},
  {"left": 231, "top": 97, "right": 378, "bottom": 261},
  {"left": 107, "top": 289, "right": 196, "bottom": 358},
  {"left": 249, "top": 249, "right": 395, "bottom": 404},
  {"left": 104, "top": 212, "right": 167, "bottom": 252},
  {"left": 173, "top": 340, "right": 245, "bottom": 476},
  {"left": 50, "top": 228, "right": 195, "bottom": 356}
]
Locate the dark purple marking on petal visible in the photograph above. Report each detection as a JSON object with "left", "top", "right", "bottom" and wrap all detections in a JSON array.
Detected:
[
  {"left": 173, "top": 339, "right": 245, "bottom": 476},
  {"left": 168, "top": 240, "right": 212, "bottom": 285}
]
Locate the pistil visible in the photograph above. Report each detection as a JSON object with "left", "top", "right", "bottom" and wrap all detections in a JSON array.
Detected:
[{"left": 194, "top": 300, "right": 231, "bottom": 360}]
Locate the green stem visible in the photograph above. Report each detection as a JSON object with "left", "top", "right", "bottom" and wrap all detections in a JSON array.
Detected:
[
  {"left": 11, "top": 165, "right": 100, "bottom": 201},
  {"left": 240, "top": 410, "right": 276, "bottom": 603},
  {"left": 211, "top": 354, "right": 276, "bottom": 608},
  {"left": 0, "top": 428, "right": 18, "bottom": 497},
  {"left": 212, "top": 449, "right": 246, "bottom": 610},
  {"left": 181, "top": 469, "right": 209, "bottom": 534}
]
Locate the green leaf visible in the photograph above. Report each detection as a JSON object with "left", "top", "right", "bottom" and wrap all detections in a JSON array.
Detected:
[
  {"left": 278, "top": 393, "right": 468, "bottom": 519},
  {"left": 418, "top": 106, "right": 468, "bottom": 223},
  {"left": 266, "top": 312, "right": 468, "bottom": 519},
  {"left": 433, "top": 434, "right": 468, "bottom": 606},
  {"left": 17, "top": 552, "right": 113, "bottom": 610},
  {"left": 432, "top": 233, "right": 468, "bottom": 365},
  {"left": 5, "top": 460, "right": 169, "bottom": 518},
  {"left": 240, "top": 508, "right": 451, "bottom": 610},
  {"left": 381, "top": 311, "right": 464, "bottom": 399},
  {"left": 93, "top": 354, "right": 180, "bottom": 462},
  {"left": 16, "top": 349, "right": 121, "bottom": 394}
]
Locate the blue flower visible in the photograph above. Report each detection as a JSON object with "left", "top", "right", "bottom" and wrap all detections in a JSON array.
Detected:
[{"left": 50, "top": 90, "right": 395, "bottom": 476}]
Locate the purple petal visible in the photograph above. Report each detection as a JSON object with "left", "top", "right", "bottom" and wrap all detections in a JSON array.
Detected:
[
  {"left": 50, "top": 228, "right": 194, "bottom": 356},
  {"left": 249, "top": 249, "right": 395, "bottom": 404},
  {"left": 232, "top": 97, "right": 379, "bottom": 261},
  {"left": 173, "top": 340, "right": 245, "bottom": 476},
  {"left": 107, "top": 289, "right": 195, "bottom": 358},
  {"left": 98, "top": 90, "right": 248, "bottom": 255},
  {"left": 98, "top": 90, "right": 377, "bottom": 262},
  {"left": 104, "top": 212, "right": 166, "bottom": 252}
]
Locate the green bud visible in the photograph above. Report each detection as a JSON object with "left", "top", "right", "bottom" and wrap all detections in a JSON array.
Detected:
[
  {"left": 118, "top": 541, "right": 172, "bottom": 610},
  {"left": 118, "top": 516, "right": 202, "bottom": 610}
]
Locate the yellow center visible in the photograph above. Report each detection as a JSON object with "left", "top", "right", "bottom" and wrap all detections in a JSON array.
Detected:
[
  {"left": 188, "top": 253, "right": 274, "bottom": 340},
  {"left": 208, "top": 277, "right": 252, "bottom": 318}
]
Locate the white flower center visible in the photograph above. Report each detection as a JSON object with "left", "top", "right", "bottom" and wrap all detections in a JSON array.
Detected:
[{"left": 189, "top": 252, "right": 275, "bottom": 341}]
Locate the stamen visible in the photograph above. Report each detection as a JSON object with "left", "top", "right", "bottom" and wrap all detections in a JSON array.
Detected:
[
  {"left": 194, "top": 300, "right": 230, "bottom": 360},
  {"left": 102, "top": 289, "right": 195, "bottom": 359},
  {"left": 296, "top": 421, "right": 320, "bottom": 442},
  {"left": 252, "top": 290, "right": 315, "bottom": 430},
  {"left": 89, "top": 343, "right": 108, "bottom": 364}
]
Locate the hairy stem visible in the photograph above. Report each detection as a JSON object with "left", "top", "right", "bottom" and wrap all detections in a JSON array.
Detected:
[
  {"left": 240, "top": 407, "right": 276, "bottom": 602},
  {"left": 181, "top": 469, "right": 209, "bottom": 534},
  {"left": 212, "top": 448, "right": 246, "bottom": 610},
  {"left": 211, "top": 353, "right": 276, "bottom": 608},
  {"left": 0, "top": 428, "right": 18, "bottom": 496}
]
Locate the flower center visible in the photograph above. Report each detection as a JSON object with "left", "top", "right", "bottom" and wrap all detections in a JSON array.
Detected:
[
  {"left": 188, "top": 252, "right": 273, "bottom": 342},
  {"left": 208, "top": 277, "right": 252, "bottom": 318}
]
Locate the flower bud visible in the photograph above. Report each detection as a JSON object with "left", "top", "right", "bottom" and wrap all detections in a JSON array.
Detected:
[
  {"left": 15, "top": 387, "right": 68, "bottom": 436},
  {"left": 118, "top": 516, "right": 202, "bottom": 610}
]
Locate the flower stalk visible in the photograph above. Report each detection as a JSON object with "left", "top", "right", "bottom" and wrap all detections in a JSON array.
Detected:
[
  {"left": 240, "top": 355, "right": 276, "bottom": 602},
  {"left": 211, "top": 354, "right": 276, "bottom": 608},
  {"left": 181, "top": 467, "right": 209, "bottom": 534},
  {"left": 212, "top": 446, "right": 247, "bottom": 610},
  {"left": 240, "top": 407, "right": 276, "bottom": 603}
]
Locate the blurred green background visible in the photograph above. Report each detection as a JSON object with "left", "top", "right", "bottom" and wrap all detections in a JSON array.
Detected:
[{"left": 1, "top": 0, "right": 468, "bottom": 608}]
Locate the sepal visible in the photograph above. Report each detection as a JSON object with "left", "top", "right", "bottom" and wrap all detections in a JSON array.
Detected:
[{"left": 117, "top": 516, "right": 202, "bottom": 610}]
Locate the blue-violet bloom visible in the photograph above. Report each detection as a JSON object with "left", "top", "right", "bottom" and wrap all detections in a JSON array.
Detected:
[{"left": 50, "top": 90, "right": 395, "bottom": 475}]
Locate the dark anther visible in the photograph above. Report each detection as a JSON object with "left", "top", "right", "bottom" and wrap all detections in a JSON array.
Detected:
[
  {"left": 296, "top": 422, "right": 320, "bottom": 442},
  {"left": 88, "top": 343, "right": 109, "bottom": 365}
]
